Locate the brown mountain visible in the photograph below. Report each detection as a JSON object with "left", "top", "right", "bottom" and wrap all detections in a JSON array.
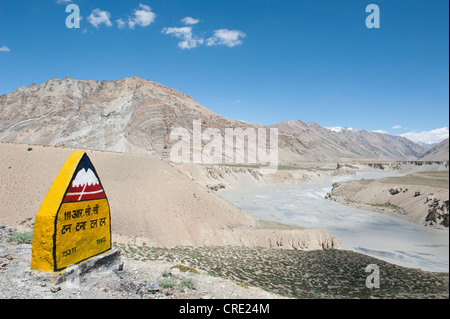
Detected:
[
  {"left": 419, "top": 138, "right": 449, "bottom": 161},
  {"left": 273, "top": 120, "right": 426, "bottom": 161},
  {"left": 0, "top": 77, "right": 426, "bottom": 162}
]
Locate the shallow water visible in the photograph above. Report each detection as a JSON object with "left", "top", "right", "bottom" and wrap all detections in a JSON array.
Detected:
[{"left": 219, "top": 172, "right": 449, "bottom": 272}]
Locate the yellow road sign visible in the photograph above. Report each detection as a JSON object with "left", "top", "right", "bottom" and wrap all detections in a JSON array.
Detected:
[{"left": 31, "top": 152, "right": 111, "bottom": 272}]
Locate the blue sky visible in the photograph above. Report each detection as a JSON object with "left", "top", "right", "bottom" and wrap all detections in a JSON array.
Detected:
[{"left": 0, "top": 0, "right": 448, "bottom": 144}]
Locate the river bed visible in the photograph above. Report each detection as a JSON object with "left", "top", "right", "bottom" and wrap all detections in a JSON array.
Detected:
[{"left": 219, "top": 171, "right": 449, "bottom": 273}]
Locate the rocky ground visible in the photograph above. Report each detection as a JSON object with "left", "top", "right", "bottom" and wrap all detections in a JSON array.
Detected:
[
  {"left": 0, "top": 225, "right": 284, "bottom": 299},
  {"left": 1, "top": 225, "right": 448, "bottom": 299}
]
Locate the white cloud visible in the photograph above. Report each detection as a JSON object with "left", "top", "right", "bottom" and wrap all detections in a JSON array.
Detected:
[
  {"left": 0, "top": 46, "right": 10, "bottom": 52},
  {"left": 372, "top": 129, "right": 388, "bottom": 134},
  {"left": 206, "top": 29, "right": 246, "bottom": 47},
  {"left": 400, "top": 127, "right": 449, "bottom": 144},
  {"left": 128, "top": 4, "right": 156, "bottom": 29},
  {"left": 88, "top": 9, "right": 112, "bottom": 28},
  {"left": 181, "top": 17, "right": 200, "bottom": 25},
  {"left": 162, "top": 26, "right": 204, "bottom": 49},
  {"left": 56, "top": 0, "right": 72, "bottom": 4},
  {"left": 117, "top": 18, "right": 126, "bottom": 29},
  {"left": 392, "top": 125, "right": 402, "bottom": 129}
]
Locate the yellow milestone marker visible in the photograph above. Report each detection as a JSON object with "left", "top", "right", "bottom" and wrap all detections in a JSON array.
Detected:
[{"left": 31, "top": 152, "right": 111, "bottom": 272}]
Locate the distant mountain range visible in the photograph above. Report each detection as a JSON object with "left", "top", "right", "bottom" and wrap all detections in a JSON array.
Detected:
[
  {"left": 419, "top": 138, "right": 449, "bottom": 161},
  {"left": 0, "top": 77, "right": 439, "bottom": 163}
]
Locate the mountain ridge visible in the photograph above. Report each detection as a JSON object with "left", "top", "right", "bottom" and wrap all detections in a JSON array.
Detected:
[
  {"left": 0, "top": 77, "right": 427, "bottom": 162},
  {"left": 419, "top": 138, "right": 449, "bottom": 161}
]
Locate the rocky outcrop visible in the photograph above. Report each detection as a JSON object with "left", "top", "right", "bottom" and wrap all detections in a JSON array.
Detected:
[
  {"left": 425, "top": 196, "right": 449, "bottom": 228},
  {"left": 389, "top": 161, "right": 449, "bottom": 171},
  {"left": 172, "top": 162, "right": 356, "bottom": 190},
  {"left": 234, "top": 228, "right": 341, "bottom": 250}
]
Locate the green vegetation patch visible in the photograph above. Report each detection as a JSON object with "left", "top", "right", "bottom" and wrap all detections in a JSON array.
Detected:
[
  {"left": 177, "top": 277, "right": 196, "bottom": 290},
  {"left": 158, "top": 278, "right": 176, "bottom": 289},
  {"left": 8, "top": 231, "right": 33, "bottom": 244},
  {"left": 171, "top": 264, "right": 200, "bottom": 274},
  {"left": 369, "top": 202, "right": 405, "bottom": 214},
  {"left": 115, "top": 244, "right": 449, "bottom": 299}
]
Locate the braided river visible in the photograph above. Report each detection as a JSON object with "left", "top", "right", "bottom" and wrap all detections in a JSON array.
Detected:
[{"left": 219, "top": 172, "right": 449, "bottom": 272}]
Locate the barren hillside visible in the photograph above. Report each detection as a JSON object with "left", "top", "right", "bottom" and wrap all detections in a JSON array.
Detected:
[
  {"left": 0, "top": 77, "right": 426, "bottom": 162},
  {"left": 0, "top": 142, "right": 340, "bottom": 250},
  {"left": 420, "top": 138, "right": 449, "bottom": 161}
]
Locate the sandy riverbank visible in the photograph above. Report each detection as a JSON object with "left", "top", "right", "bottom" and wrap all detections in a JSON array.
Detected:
[{"left": 326, "top": 171, "right": 449, "bottom": 230}]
